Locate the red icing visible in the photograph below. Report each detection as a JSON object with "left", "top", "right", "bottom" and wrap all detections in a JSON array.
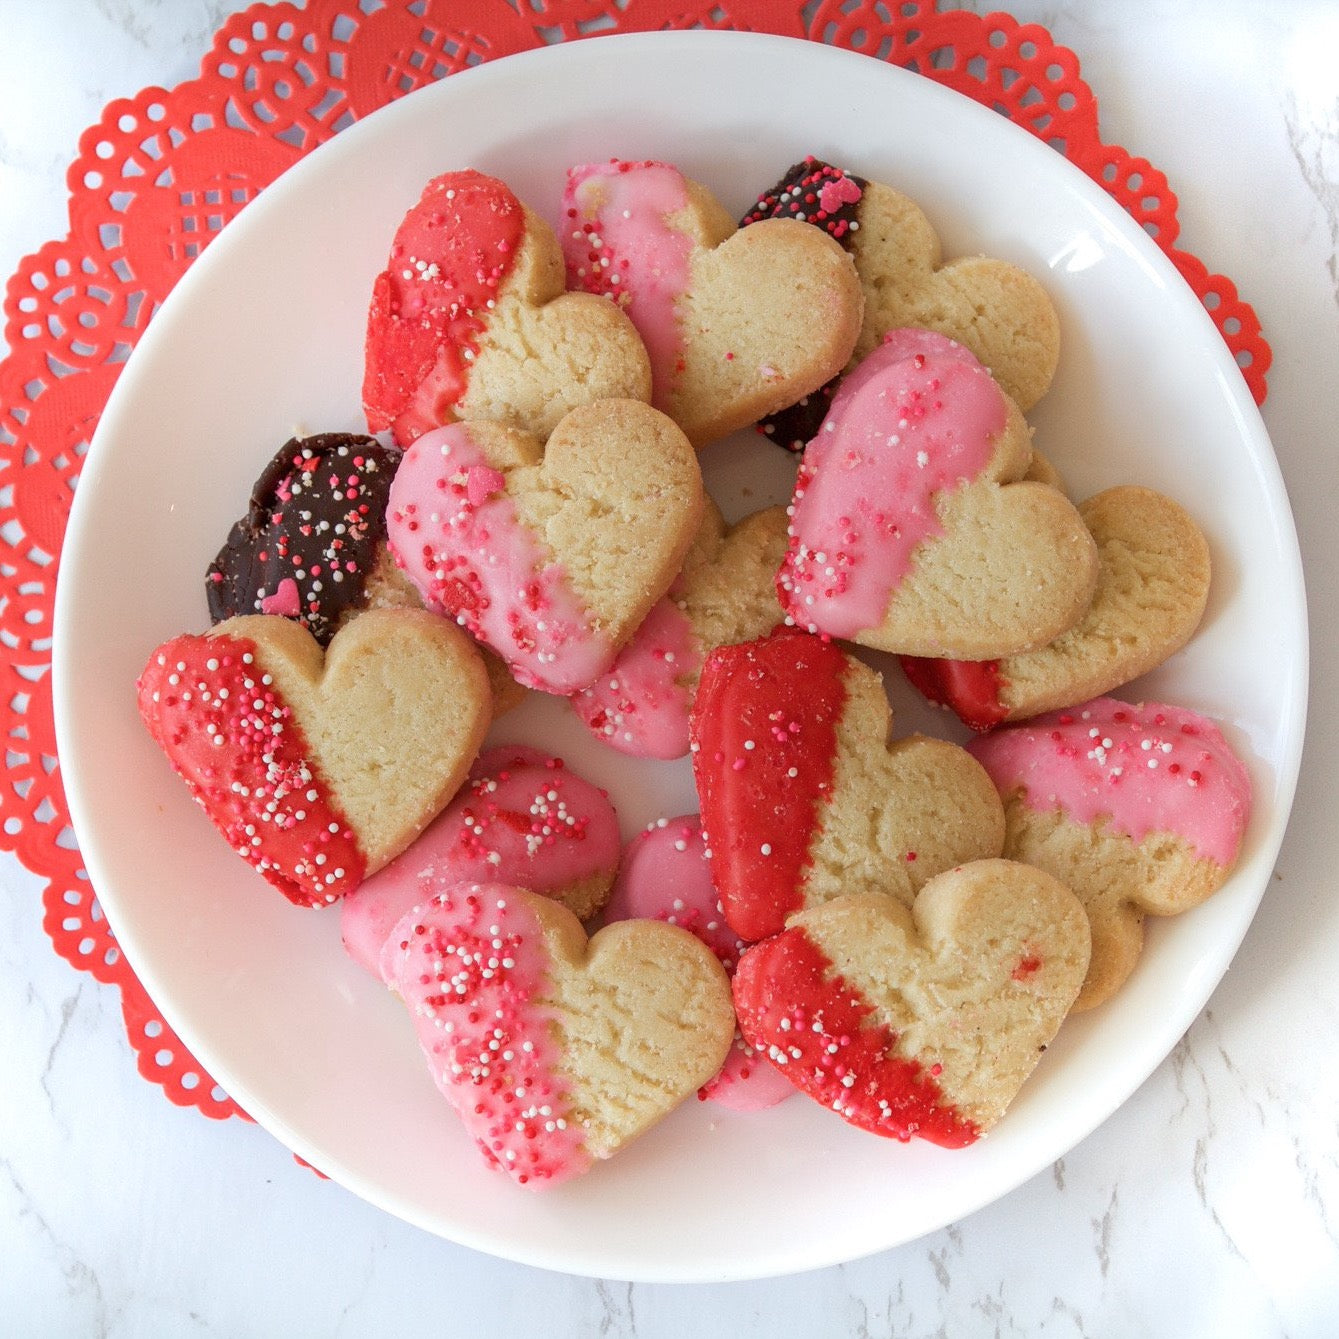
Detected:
[
  {"left": 362, "top": 170, "right": 525, "bottom": 446},
  {"left": 899, "top": 654, "right": 1009, "bottom": 732},
  {"left": 136, "top": 633, "right": 365, "bottom": 906},
  {"left": 732, "top": 926, "right": 977, "bottom": 1148},
  {"left": 689, "top": 627, "right": 847, "bottom": 942}
]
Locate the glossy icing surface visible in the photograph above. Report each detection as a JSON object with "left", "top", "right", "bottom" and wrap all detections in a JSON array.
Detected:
[
  {"left": 689, "top": 628, "right": 848, "bottom": 942},
  {"left": 899, "top": 653, "right": 1009, "bottom": 731},
  {"left": 733, "top": 925, "right": 977, "bottom": 1147},
  {"left": 342, "top": 745, "right": 620, "bottom": 978},
  {"left": 136, "top": 633, "right": 365, "bottom": 906},
  {"left": 383, "top": 883, "right": 590, "bottom": 1188},
  {"left": 778, "top": 330, "right": 1006, "bottom": 638},
  {"left": 601, "top": 815, "right": 793, "bottom": 1112},
  {"left": 386, "top": 423, "right": 609, "bottom": 694},
  {"left": 363, "top": 170, "right": 524, "bottom": 446},
  {"left": 571, "top": 598, "right": 699, "bottom": 759},
  {"left": 969, "top": 697, "right": 1252, "bottom": 866},
  {"left": 562, "top": 158, "right": 692, "bottom": 412}
]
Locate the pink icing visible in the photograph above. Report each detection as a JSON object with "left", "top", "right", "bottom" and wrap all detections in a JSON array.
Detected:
[
  {"left": 562, "top": 159, "right": 692, "bottom": 413},
  {"left": 968, "top": 696, "right": 1252, "bottom": 868},
  {"left": 383, "top": 883, "right": 591, "bottom": 1188},
  {"left": 777, "top": 329, "right": 1007, "bottom": 639},
  {"left": 601, "top": 815, "right": 793, "bottom": 1112},
  {"left": 341, "top": 745, "right": 621, "bottom": 979},
  {"left": 570, "top": 598, "right": 700, "bottom": 759},
  {"left": 818, "top": 174, "right": 863, "bottom": 214},
  {"left": 386, "top": 423, "right": 612, "bottom": 694}
]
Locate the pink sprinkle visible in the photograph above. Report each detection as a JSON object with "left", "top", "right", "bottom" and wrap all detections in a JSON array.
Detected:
[
  {"left": 818, "top": 175, "right": 862, "bottom": 213},
  {"left": 259, "top": 577, "right": 301, "bottom": 617},
  {"left": 466, "top": 464, "right": 506, "bottom": 509}
]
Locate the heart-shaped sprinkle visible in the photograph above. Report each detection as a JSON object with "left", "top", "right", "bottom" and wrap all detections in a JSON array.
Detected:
[
  {"left": 732, "top": 861, "right": 1090, "bottom": 1143},
  {"left": 384, "top": 883, "right": 734, "bottom": 1188},
  {"left": 341, "top": 744, "right": 621, "bottom": 978}
]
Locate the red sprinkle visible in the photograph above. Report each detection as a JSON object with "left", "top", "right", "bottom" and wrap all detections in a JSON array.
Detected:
[
  {"left": 137, "top": 633, "right": 365, "bottom": 906},
  {"left": 732, "top": 926, "right": 977, "bottom": 1147}
]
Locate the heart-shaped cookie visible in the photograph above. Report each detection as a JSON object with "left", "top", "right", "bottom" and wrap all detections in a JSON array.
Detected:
[
  {"left": 386, "top": 398, "right": 704, "bottom": 695},
  {"left": 600, "top": 815, "right": 794, "bottom": 1112},
  {"left": 561, "top": 158, "right": 863, "bottom": 448},
  {"left": 968, "top": 697, "right": 1252, "bottom": 1009},
  {"left": 572, "top": 500, "right": 788, "bottom": 758},
  {"left": 690, "top": 628, "right": 1005, "bottom": 942},
  {"left": 137, "top": 609, "right": 491, "bottom": 906},
  {"left": 900, "top": 485, "right": 1212, "bottom": 729},
  {"left": 777, "top": 329, "right": 1099, "bottom": 659},
  {"left": 340, "top": 744, "right": 621, "bottom": 978},
  {"left": 732, "top": 860, "right": 1090, "bottom": 1144},
  {"left": 363, "top": 169, "right": 652, "bottom": 447},
  {"left": 383, "top": 882, "right": 735, "bottom": 1188},
  {"left": 742, "top": 158, "right": 1060, "bottom": 450}
]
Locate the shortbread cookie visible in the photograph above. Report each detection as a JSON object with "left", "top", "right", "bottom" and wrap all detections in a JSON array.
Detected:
[
  {"left": 777, "top": 328, "right": 1099, "bottom": 659},
  {"left": 690, "top": 628, "right": 1005, "bottom": 942},
  {"left": 732, "top": 861, "right": 1090, "bottom": 1144},
  {"left": 743, "top": 158, "right": 1059, "bottom": 450},
  {"left": 137, "top": 609, "right": 491, "bottom": 906},
  {"left": 601, "top": 815, "right": 794, "bottom": 1112},
  {"left": 969, "top": 697, "right": 1252, "bottom": 1009},
  {"left": 386, "top": 400, "right": 704, "bottom": 695},
  {"left": 341, "top": 744, "right": 621, "bottom": 978},
  {"left": 902, "top": 486, "right": 1212, "bottom": 728},
  {"left": 383, "top": 883, "right": 734, "bottom": 1187},
  {"left": 363, "top": 169, "right": 651, "bottom": 446},
  {"left": 561, "top": 158, "right": 863, "bottom": 448},
  {"left": 571, "top": 500, "right": 788, "bottom": 758}
]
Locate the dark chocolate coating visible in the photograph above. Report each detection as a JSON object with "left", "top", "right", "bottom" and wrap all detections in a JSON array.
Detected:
[
  {"left": 741, "top": 157, "right": 867, "bottom": 453},
  {"left": 206, "top": 433, "right": 401, "bottom": 646}
]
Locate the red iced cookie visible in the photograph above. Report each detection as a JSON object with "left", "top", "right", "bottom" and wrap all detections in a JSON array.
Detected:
[
  {"left": 732, "top": 861, "right": 1090, "bottom": 1145},
  {"left": 689, "top": 627, "right": 1004, "bottom": 942}
]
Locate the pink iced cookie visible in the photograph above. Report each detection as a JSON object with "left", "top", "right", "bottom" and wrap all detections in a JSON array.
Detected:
[
  {"left": 968, "top": 696, "right": 1253, "bottom": 1009},
  {"left": 561, "top": 158, "right": 862, "bottom": 449},
  {"left": 341, "top": 745, "right": 620, "bottom": 978},
  {"left": 384, "top": 882, "right": 734, "bottom": 1188},
  {"left": 384, "top": 402, "right": 703, "bottom": 695},
  {"left": 603, "top": 815, "right": 793, "bottom": 1112},
  {"left": 777, "top": 329, "right": 1098, "bottom": 659}
]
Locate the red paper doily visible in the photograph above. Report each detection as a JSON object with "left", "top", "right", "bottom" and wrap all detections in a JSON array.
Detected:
[{"left": 0, "top": 0, "right": 1271, "bottom": 1124}]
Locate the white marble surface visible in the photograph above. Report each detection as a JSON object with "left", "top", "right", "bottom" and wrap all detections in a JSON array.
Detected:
[{"left": 1, "top": 0, "right": 1335, "bottom": 1333}]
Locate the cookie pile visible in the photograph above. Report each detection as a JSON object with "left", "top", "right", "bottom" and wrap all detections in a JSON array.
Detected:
[{"left": 136, "top": 158, "right": 1251, "bottom": 1188}]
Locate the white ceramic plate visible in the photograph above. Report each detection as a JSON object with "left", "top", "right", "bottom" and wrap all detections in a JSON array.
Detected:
[{"left": 53, "top": 32, "right": 1306, "bottom": 1282}]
